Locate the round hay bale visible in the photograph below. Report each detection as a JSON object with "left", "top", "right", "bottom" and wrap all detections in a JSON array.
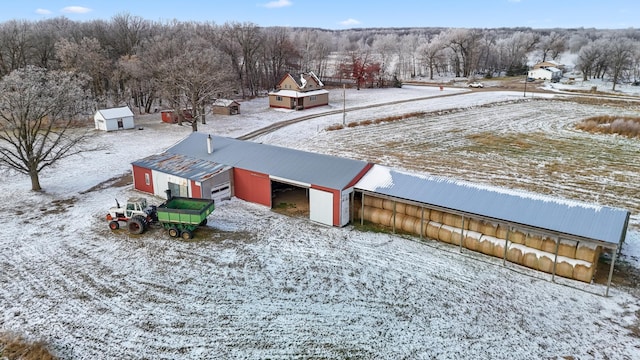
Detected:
[
  {"left": 558, "top": 241, "right": 577, "bottom": 258},
  {"left": 522, "top": 252, "right": 539, "bottom": 270},
  {"left": 537, "top": 255, "right": 554, "bottom": 274},
  {"left": 363, "top": 206, "right": 376, "bottom": 222},
  {"left": 573, "top": 263, "right": 595, "bottom": 283},
  {"left": 482, "top": 222, "right": 498, "bottom": 237},
  {"left": 492, "top": 241, "right": 506, "bottom": 258},
  {"left": 525, "top": 234, "right": 544, "bottom": 250},
  {"left": 507, "top": 247, "right": 523, "bottom": 264},
  {"left": 392, "top": 213, "right": 406, "bottom": 230},
  {"left": 464, "top": 232, "right": 481, "bottom": 251},
  {"left": 364, "top": 196, "right": 384, "bottom": 209},
  {"left": 496, "top": 225, "right": 508, "bottom": 240},
  {"left": 480, "top": 237, "right": 495, "bottom": 256},
  {"left": 541, "top": 237, "right": 557, "bottom": 253},
  {"left": 395, "top": 202, "right": 407, "bottom": 215},
  {"left": 556, "top": 261, "right": 574, "bottom": 279},
  {"left": 376, "top": 209, "right": 394, "bottom": 227},
  {"left": 426, "top": 222, "right": 442, "bottom": 240},
  {"left": 382, "top": 199, "right": 395, "bottom": 210},
  {"left": 442, "top": 213, "right": 463, "bottom": 228},
  {"left": 467, "top": 219, "right": 483, "bottom": 232},
  {"left": 404, "top": 204, "right": 419, "bottom": 217},
  {"left": 401, "top": 216, "right": 418, "bottom": 233},
  {"left": 510, "top": 230, "right": 526, "bottom": 245},
  {"left": 439, "top": 225, "right": 454, "bottom": 243},
  {"left": 449, "top": 228, "right": 463, "bottom": 246},
  {"left": 575, "top": 244, "right": 597, "bottom": 263},
  {"left": 414, "top": 218, "right": 427, "bottom": 237},
  {"left": 430, "top": 210, "right": 443, "bottom": 223}
]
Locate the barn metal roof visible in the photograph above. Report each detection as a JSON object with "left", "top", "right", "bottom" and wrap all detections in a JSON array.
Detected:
[
  {"left": 96, "top": 106, "right": 134, "bottom": 120},
  {"left": 165, "top": 133, "right": 370, "bottom": 190},
  {"left": 355, "top": 165, "right": 629, "bottom": 245},
  {"left": 132, "top": 152, "right": 230, "bottom": 182}
]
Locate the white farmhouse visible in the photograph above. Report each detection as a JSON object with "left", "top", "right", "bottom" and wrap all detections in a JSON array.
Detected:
[{"left": 94, "top": 106, "right": 135, "bottom": 131}]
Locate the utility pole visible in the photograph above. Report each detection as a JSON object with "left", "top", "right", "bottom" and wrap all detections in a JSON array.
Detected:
[{"left": 342, "top": 84, "right": 346, "bottom": 125}]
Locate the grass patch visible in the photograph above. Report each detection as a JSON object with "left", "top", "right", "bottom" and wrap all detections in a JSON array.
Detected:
[
  {"left": 576, "top": 115, "right": 640, "bottom": 138},
  {"left": 0, "top": 331, "right": 56, "bottom": 360}
]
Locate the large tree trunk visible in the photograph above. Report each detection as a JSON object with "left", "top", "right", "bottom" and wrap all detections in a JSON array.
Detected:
[{"left": 30, "top": 170, "right": 42, "bottom": 191}]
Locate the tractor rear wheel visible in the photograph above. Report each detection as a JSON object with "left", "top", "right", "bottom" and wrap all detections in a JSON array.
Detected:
[
  {"left": 128, "top": 217, "right": 146, "bottom": 235},
  {"left": 168, "top": 227, "right": 179, "bottom": 238},
  {"left": 181, "top": 230, "right": 193, "bottom": 240},
  {"left": 109, "top": 221, "right": 119, "bottom": 230}
]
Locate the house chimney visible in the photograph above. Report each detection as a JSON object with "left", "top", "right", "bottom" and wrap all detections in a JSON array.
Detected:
[{"left": 207, "top": 134, "right": 212, "bottom": 154}]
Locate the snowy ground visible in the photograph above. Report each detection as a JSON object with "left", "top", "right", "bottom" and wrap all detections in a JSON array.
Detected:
[{"left": 1, "top": 83, "right": 640, "bottom": 359}]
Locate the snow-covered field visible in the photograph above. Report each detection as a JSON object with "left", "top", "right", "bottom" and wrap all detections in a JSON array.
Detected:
[{"left": 1, "top": 83, "right": 639, "bottom": 359}]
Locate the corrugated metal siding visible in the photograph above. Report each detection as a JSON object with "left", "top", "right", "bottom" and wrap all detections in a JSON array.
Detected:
[
  {"left": 356, "top": 165, "right": 629, "bottom": 245},
  {"left": 131, "top": 152, "right": 230, "bottom": 183},
  {"left": 166, "top": 133, "right": 369, "bottom": 191}
]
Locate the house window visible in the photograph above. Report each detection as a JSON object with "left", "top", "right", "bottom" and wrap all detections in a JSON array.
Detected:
[
  {"left": 276, "top": 96, "right": 283, "bottom": 101},
  {"left": 310, "top": 95, "right": 317, "bottom": 101},
  {"left": 144, "top": 173, "right": 150, "bottom": 185}
]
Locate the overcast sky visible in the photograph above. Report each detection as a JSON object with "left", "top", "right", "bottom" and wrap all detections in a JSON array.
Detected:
[{"left": 2, "top": 0, "right": 638, "bottom": 29}]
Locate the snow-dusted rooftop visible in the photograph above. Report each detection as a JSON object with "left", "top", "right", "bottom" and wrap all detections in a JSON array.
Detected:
[
  {"left": 95, "top": 106, "right": 134, "bottom": 119},
  {"left": 356, "top": 165, "right": 629, "bottom": 245}
]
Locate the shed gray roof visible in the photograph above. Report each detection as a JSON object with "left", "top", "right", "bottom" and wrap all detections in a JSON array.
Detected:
[
  {"left": 96, "top": 106, "right": 133, "bottom": 119},
  {"left": 356, "top": 165, "right": 629, "bottom": 245},
  {"left": 132, "top": 152, "right": 230, "bottom": 182},
  {"left": 165, "top": 133, "right": 370, "bottom": 190}
]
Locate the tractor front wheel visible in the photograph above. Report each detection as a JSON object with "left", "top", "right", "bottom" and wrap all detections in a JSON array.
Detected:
[
  {"left": 128, "top": 217, "right": 146, "bottom": 235},
  {"left": 181, "top": 230, "right": 193, "bottom": 240},
  {"left": 109, "top": 221, "right": 119, "bottom": 230}
]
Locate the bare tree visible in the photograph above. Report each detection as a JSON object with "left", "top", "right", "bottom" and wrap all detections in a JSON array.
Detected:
[
  {"left": 218, "top": 22, "right": 263, "bottom": 98},
  {"left": 537, "top": 31, "right": 566, "bottom": 62},
  {"left": 418, "top": 36, "right": 445, "bottom": 80},
  {"left": 261, "top": 27, "right": 300, "bottom": 90},
  {"left": 0, "top": 66, "right": 94, "bottom": 191},
  {"left": 605, "top": 37, "right": 637, "bottom": 90}
]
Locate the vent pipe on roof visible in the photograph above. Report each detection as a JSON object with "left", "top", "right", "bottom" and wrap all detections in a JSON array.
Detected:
[{"left": 207, "top": 134, "right": 213, "bottom": 154}]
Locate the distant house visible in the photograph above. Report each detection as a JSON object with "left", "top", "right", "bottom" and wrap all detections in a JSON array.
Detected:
[
  {"left": 94, "top": 106, "right": 134, "bottom": 131},
  {"left": 532, "top": 60, "right": 565, "bottom": 71},
  {"left": 528, "top": 67, "right": 563, "bottom": 82},
  {"left": 268, "top": 72, "right": 329, "bottom": 110},
  {"left": 211, "top": 99, "right": 241, "bottom": 115}
]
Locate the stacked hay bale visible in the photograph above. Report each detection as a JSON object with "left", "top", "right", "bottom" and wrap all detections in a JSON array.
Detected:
[{"left": 356, "top": 195, "right": 601, "bottom": 283}]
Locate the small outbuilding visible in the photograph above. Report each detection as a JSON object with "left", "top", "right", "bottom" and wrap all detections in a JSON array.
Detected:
[
  {"left": 94, "top": 106, "right": 135, "bottom": 131},
  {"left": 212, "top": 99, "right": 241, "bottom": 115}
]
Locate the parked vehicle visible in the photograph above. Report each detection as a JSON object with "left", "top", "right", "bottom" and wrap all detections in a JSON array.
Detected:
[
  {"left": 106, "top": 194, "right": 215, "bottom": 240},
  {"left": 468, "top": 82, "right": 484, "bottom": 88}
]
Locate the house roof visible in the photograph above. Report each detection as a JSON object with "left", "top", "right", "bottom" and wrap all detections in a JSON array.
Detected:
[
  {"left": 96, "top": 106, "right": 134, "bottom": 120},
  {"left": 165, "top": 133, "right": 370, "bottom": 190},
  {"left": 267, "top": 89, "right": 329, "bottom": 98},
  {"left": 132, "top": 152, "right": 230, "bottom": 183},
  {"left": 355, "top": 165, "right": 629, "bottom": 245},
  {"left": 212, "top": 99, "right": 240, "bottom": 107}
]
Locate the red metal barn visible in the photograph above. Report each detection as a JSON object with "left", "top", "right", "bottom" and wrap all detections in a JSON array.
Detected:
[{"left": 132, "top": 133, "right": 372, "bottom": 227}]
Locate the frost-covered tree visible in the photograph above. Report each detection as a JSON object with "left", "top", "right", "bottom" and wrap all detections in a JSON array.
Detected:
[{"left": 0, "top": 66, "right": 93, "bottom": 191}]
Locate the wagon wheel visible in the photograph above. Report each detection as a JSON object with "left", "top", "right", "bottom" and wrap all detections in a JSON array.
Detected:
[
  {"left": 168, "top": 227, "right": 179, "bottom": 238},
  {"left": 199, "top": 218, "right": 208, "bottom": 226},
  {"left": 109, "top": 221, "right": 119, "bottom": 230},
  {"left": 180, "top": 230, "right": 193, "bottom": 240},
  {"left": 127, "top": 216, "right": 145, "bottom": 235}
]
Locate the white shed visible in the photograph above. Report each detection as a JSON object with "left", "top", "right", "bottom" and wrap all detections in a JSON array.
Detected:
[{"left": 94, "top": 106, "right": 135, "bottom": 131}]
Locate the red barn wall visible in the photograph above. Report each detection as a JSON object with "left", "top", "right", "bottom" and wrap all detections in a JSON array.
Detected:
[
  {"left": 132, "top": 165, "right": 154, "bottom": 194},
  {"left": 233, "top": 168, "right": 271, "bottom": 207},
  {"left": 190, "top": 180, "right": 202, "bottom": 198}
]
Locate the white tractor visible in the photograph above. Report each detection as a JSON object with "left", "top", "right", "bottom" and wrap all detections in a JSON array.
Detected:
[{"left": 106, "top": 197, "right": 158, "bottom": 234}]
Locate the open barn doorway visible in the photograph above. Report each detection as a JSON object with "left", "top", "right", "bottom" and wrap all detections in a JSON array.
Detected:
[{"left": 271, "top": 180, "right": 310, "bottom": 218}]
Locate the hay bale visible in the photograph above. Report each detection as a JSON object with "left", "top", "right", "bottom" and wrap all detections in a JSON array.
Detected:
[
  {"left": 510, "top": 230, "right": 526, "bottom": 245},
  {"left": 482, "top": 222, "right": 498, "bottom": 237},
  {"left": 449, "top": 228, "right": 464, "bottom": 246},
  {"left": 401, "top": 216, "right": 418, "bottom": 233},
  {"left": 467, "top": 218, "right": 483, "bottom": 232},
  {"left": 364, "top": 196, "right": 384, "bottom": 209},
  {"left": 575, "top": 243, "right": 598, "bottom": 263},
  {"left": 442, "top": 213, "right": 463, "bottom": 228},
  {"left": 556, "top": 260, "right": 574, "bottom": 279},
  {"left": 479, "top": 236, "right": 495, "bottom": 256},
  {"left": 404, "top": 204, "right": 420, "bottom": 217},
  {"left": 430, "top": 209, "right": 443, "bottom": 223},
  {"left": 538, "top": 255, "right": 554, "bottom": 274},
  {"left": 558, "top": 240, "right": 577, "bottom": 258},
  {"left": 438, "top": 224, "right": 454, "bottom": 243},
  {"left": 573, "top": 263, "right": 595, "bottom": 283},
  {"left": 522, "top": 252, "right": 539, "bottom": 270},
  {"left": 496, "top": 225, "right": 508, "bottom": 240},
  {"left": 464, "top": 231, "right": 482, "bottom": 251},
  {"left": 414, "top": 218, "right": 427, "bottom": 237},
  {"left": 392, "top": 213, "right": 406, "bottom": 230},
  {"left": 382, "top": 199, "right": 395, "bottom": 211},
  {"left": 395, "top": 202, "right": 407, "bottom": 215},
  {"left": 541, "top": 237, "right": 557, "bottom": 253},
  {"left": 525, "top": 234, "right": 544, "bottom": 251},
  {"left": 507, "top": 246, "right": 523, "bottom": 264},
  {"left": 376, "top": 209, "right": 394, "bottom": 227},
  {"left": 363, "top": 206, "right": 375, "bottom": 222},
  {"left": 426, "top": 221, "right": 442, "bottom": 240},
  {"left": 492, "top": 239, "right": 507, "bottom": 258}
]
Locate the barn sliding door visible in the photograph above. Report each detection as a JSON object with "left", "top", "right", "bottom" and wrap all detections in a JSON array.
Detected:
[{"left": 309, "top": 188, "right": 333, "bottom": 226}]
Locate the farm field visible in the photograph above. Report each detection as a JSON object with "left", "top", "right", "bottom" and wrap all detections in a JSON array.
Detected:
[{"left": 1, "top": 84, "right": 639, "bottom": 359}]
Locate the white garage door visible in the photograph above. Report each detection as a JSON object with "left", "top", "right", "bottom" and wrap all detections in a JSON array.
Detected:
[{"left": 309, "top": 188, "right": 333, "bottom": 226}]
